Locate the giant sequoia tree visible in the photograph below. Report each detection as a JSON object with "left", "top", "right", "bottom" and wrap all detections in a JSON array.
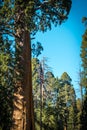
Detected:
[{"left": 0, "top": 0, "right": 72, "bottom": 130}]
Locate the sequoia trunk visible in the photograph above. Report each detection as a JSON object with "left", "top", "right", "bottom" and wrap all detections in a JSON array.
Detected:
[
  {"left": 11, "top": 31, "right": 35, "bottom": 130},
  {"left": 23, "top": 31, "right": 35, "bottom": 130}
]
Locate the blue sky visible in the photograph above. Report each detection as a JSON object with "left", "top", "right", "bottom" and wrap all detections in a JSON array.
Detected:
[{"left": 35, "top": 0, "right": 87, "bottom": 96}]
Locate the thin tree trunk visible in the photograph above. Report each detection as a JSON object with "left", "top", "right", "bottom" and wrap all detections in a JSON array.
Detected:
[
  {"left": 64, "top": 118, "right": 67, "bottom": 130},
  {"left": 64, "top": 126, "right": 67, "bottom": 130}
]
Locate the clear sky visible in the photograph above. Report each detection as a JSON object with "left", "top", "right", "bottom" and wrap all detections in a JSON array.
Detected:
[{"left": 35, "top": 0, "right": 87, "bottom": 96}]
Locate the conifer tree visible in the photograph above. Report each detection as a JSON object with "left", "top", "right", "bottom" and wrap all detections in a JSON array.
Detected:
[
  {"left": 80, "top": 29, "right": 87, "bottom": 90},
  {"left": 57, "top": 72, "right": 77, "bottom": 130},
  {"left": 80, "top": 25, "right": 87, "bottom": 130}
]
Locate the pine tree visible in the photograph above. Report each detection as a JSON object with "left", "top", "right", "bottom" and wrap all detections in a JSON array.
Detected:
[
  {"left": 57, "top": 72, "right": 77, "bottom": 130},
  {"left": 80, "top": 26, "right": 87, "bottom": 130},
  {"left": 80, "top": 29, "right": 87, "bottom": 89}
]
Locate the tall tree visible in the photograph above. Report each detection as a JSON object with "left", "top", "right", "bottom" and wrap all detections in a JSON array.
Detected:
[
  {"left": 80, "top": 29, "right": 87, "bottom": 90},
  {"left": 0, "top": 0, "right": 72, "bottom": 130},
  {"left": 57, "top": 72, "right": 77, "bottom": 130},
  {"left": 80, "top": 24, "right": 87, "bottom": 130}
]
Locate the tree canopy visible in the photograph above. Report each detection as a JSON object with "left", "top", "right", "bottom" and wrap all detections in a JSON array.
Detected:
[{"left": 0, "top": 0, "right": 72, "bottom": 35}]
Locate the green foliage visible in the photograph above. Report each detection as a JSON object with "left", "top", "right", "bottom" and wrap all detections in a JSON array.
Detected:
[
  {"left": 32, "top": 59, "right": 77, "bottom": 130},
  {"left": 32, "top": 58, "right": 40, "bottom": 106},
  {"left": 80, "top": 25, "right": 87, "bottom": 130},
  {"left": 0, "top": 0, "right": 14, "bottom": 35},
  {"left": 80, "top": 29, "right": 87, "bottom": 89},
  {"left": 60, "top": 72, "right": 72, "bottom": 84},
  {"left": 32, "top": 42, "right": 43, "bottom": 57},
  {"left": 55, "top": 72, "right": 77, "bottom": 130},
  {"left": 0, "top": 0, "right": 72, "bottom": 35},
  {"left": 0, "top": 36, "right": 14, "bottom": 130},
  {"left": 42, "top": 106, "right": 56, "bottom": 130},
  {"left": 82, "top": 17, "right": 87, "bottom": 27}
]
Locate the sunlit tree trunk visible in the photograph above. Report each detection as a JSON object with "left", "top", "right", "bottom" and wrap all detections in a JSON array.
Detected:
[
  {"left": 64, "top": 120, "right": 67, "bottom": 130},
  {"left": 11, "top": 30, "right": 35, "bottom": 130},
  {"left": 64, "top": 126, "right": 67, "bottom": 130}
]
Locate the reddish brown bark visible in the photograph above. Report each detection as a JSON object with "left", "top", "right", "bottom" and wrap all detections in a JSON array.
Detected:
[
  {"left": 23, "top": 31, "right": 35, "bottom": 130},
  {"left": 11, "top": 31, "right": 35, "bottom": 130}
]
